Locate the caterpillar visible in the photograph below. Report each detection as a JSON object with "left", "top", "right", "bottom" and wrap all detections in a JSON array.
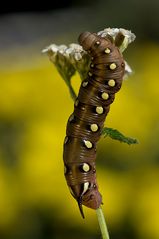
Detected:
[{"left": 63, "top": 31, "right": 125, "bottom": 218}]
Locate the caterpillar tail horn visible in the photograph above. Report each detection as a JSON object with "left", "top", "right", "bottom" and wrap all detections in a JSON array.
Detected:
[{"left": 77, "top": 197, "right": 85, "bottom": 219}]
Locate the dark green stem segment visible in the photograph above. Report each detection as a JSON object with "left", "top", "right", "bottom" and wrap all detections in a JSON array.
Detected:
[
  {"left": 55, "top": 65, "right": 77, "bottom": 101},
  {"left": 67, "top": 81, "right": 77, "bottom": 101},
  {"left": 96, "top": 207, "right": 110, "bottom": 239}
]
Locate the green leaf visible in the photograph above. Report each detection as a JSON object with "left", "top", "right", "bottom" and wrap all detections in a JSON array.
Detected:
[{"left": 102, "top": 127, "right": 139, "bottom": 145}]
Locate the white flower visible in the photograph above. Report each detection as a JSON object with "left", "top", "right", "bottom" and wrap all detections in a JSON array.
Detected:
[{"left": 97, "top": 28, "right": 136, "bottom": 44}]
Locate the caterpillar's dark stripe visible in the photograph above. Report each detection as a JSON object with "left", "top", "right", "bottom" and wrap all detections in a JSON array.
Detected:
[{"left": 63, "top": 32, "right": 125, "bottom": 218}]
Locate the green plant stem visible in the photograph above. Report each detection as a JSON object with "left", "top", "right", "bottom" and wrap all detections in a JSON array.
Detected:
[
  {"left": 62, "top": 75, "right": 77, "bottom": 101},
  {"left": 96, "top": 207, "right": 110, "bottom": 239},
  {"left": 68, "top": 82, "right": 77, "bottom": 101}
]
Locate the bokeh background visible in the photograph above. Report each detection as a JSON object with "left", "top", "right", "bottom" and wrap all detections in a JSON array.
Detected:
[{"left": 0, "top": 1, "right": 159, "bottom": 238}]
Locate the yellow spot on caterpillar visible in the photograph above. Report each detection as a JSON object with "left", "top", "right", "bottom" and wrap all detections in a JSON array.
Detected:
[
  {"left": 69, "top": 114, "right": 74, "bottom": 122},
  {"left": 108, "top": 79, "right": 116, "bottom": 87},
  {"left": 90, "top": 63, "right": 94, "bottom": 68},
  {"left": 90, "top": 124, "right": 98, "bottom": 132},
  {"left": 95, "top": 41, "right": 100, "bottom": 45},
  {"left": 84, "top": 140, "right": 93, "bottom": 149},
  {"left": 64, "top": 165, "right": 67, "bottom": 174},
  {"left": 96, "top": 106, "right": 104, "bottom": 114},
  {"left": 109, "top": 63, "right": 117, "bottom": 70},
  {"left": 105, "top": 48, "right": 111, "bottom": 54},
  {"left": 82, "top": 163, "right": 90, "bottom": 172},
  {"left": 88, "top": 72, "right": 93, "bottom": 77},
  {"left": 82, "top": 81, "right": 88, "bottom": 87},
  {"left": 64, "top": 136, "right": 68, "bottom": 144},
  {"left": 75, "top": 99, "right": 79, "bottom": 107},
  {"left": 101, "top": 92, "right": 109, "bottom": 100}
]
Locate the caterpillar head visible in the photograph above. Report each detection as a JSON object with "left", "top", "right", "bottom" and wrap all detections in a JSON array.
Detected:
[{"left": 78, "top": 32, "right": 98, "bottom": 51}]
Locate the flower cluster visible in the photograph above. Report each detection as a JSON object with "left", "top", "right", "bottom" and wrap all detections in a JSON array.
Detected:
[
  {"left": 42, "top": 43, "right": 90, "bottom": 85},
  {"left": 97, "top": 28, "right": 136, "bottom": 45}
]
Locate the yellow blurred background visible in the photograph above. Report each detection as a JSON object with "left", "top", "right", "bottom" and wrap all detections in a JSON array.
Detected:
[{"left": 0, "top": 1, "right": 159, "bottom": 239}]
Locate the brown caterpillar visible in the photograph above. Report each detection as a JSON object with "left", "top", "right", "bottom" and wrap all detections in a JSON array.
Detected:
[{"left": 63, "top": 32, "right": 125, "bottom": 218}]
